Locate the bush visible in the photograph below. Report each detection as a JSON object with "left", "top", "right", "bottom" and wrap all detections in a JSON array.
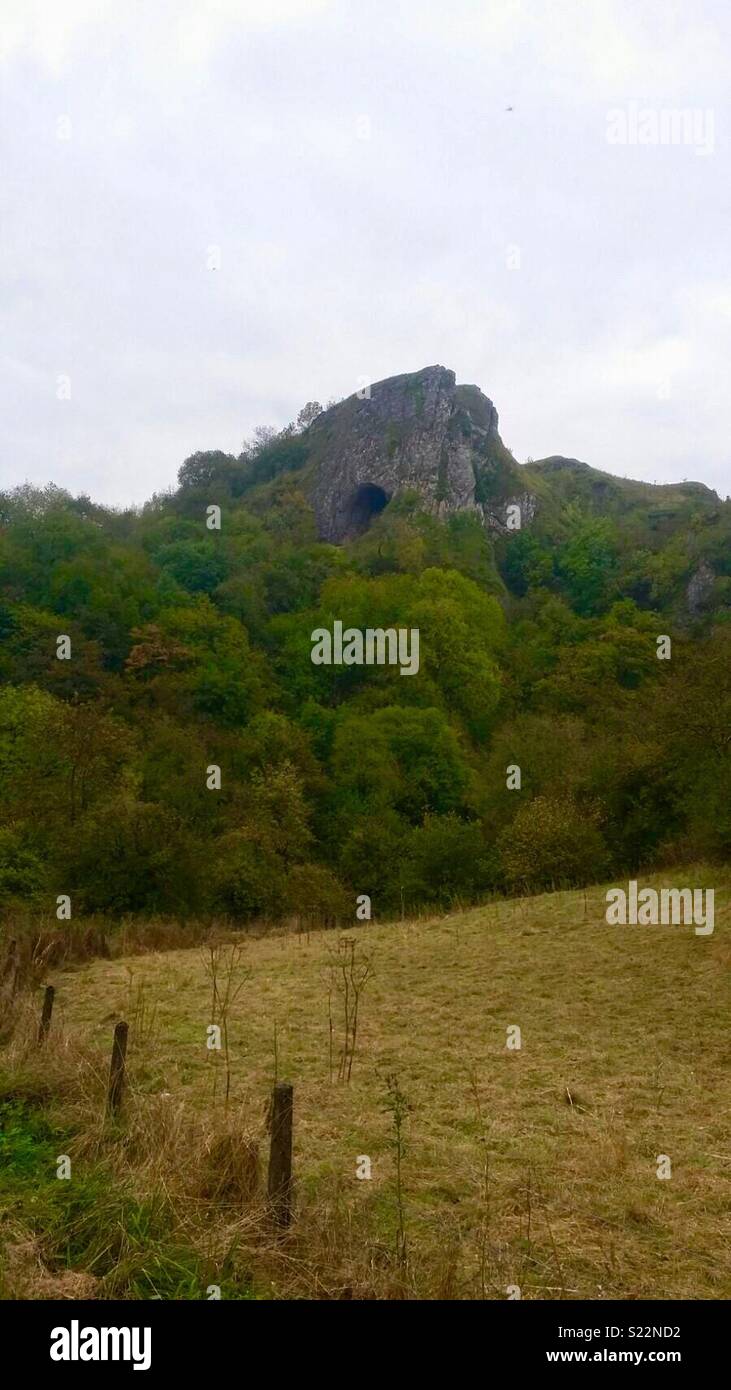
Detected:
[
  {"left": 0, "top": 826, "right": 46, "bottom": 902},
  {"left": 212, "top": 834, "right": 287, "bottom": 919},
  {"left": 284, "top": 862, "right": 350, "bottom": 922},
  {"left": 498, "top": 796, "right": 609, "bottom": 892},
  {"left": 71, "top": 799, "right": 203, "bottom": 914},
  {"left": 402, "top": 815, "right": 493, "bottom": 906}
]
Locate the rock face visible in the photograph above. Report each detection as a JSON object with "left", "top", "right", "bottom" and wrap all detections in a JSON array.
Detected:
[
  {"left": 686, "top": 559, "right": 716, "bottom": 616},
  {"left": 307, "top": 365, "right": 523, "bottom": 542}
]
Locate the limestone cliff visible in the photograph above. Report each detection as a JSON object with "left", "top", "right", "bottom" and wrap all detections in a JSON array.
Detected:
[{"left": 306, "top": 365, "right": 528, "bottom": 541}]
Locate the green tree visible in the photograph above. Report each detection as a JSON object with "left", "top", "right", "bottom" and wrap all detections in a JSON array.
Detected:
[
  {"left": 498, "top": 795, "right": 609, "bottom": 891},
  {"left": 556, "top": 513, "right": 619, "bottom": 616}
]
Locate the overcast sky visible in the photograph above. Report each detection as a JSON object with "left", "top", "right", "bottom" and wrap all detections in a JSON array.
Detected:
[{"left": 1, "top": 0, "right": 730, "bottom": 506}]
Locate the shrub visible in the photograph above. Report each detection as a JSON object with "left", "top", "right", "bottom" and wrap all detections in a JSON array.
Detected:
[
  {"left": 402, "top": 815, "right": 493, "bottom": 906},
  {"left": 0, "top": 826, "right": 46, "bottom": 902},
  {"left": 498, "top": 795, "right": 609, "bottom": 892},
  {"left": 211, "top": 834, "right": 287, "bottom": 919},
  {"left": 71, "top": 799, "right": 203, "bottom": 914}
]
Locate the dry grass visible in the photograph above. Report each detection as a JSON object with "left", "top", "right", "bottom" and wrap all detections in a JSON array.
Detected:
[{"left": 4, "top": 865, "right": 731, "bottom": 1299}]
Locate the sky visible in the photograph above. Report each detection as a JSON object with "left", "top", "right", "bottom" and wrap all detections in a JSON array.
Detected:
[{"left": 1, "top": 0, "right": 730, "bottom": 506}]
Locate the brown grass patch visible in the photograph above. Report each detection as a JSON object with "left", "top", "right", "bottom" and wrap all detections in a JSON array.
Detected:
[{"left": 3, "top": 865, "right": 730, "bottom": 1299}]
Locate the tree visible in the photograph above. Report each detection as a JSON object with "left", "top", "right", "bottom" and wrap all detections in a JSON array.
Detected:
[
  {"left": 330, "top": 705, "right": 469, "bottom": 824},
  {"left": 177, "top": 451, "right": 238, "bottom": 490},
  {"left": 498, "top": 796, "right": 609, "bottom": 891},
  {"left": 71, "top": 798, "right": 203, "bottom": 914},
  {"left": 556, "top": 514, "right": 619, "bottom": 616},
  {"left": 296, "top": 401, "right": 323, "bottom": 431},
  {"left": 403, "top": 815, "right": 493, "bottom": 906}
]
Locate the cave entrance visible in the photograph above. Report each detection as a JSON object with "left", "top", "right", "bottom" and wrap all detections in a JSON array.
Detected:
[{"left": 346, "top": 482, "right": 390, "bottom": 537}]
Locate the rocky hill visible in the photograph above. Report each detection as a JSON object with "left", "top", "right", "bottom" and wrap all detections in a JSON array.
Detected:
[
  {"left": 284, "top": 364, "right": 726, "bottom": 619},
  {"left": 307, "top": 364, "right": 524, "bottom": 540},
  {"left": 1, "top": 367, "right": 729, "bottom": 927},
  {"left": 304, "top": 363, "right": 722, "bottom": 542},
  {"left": 169, "top": 364, "right": 729, "bottom": 621}
]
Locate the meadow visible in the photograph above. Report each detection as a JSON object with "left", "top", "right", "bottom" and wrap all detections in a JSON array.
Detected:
[{"left": 1, "top": 866, "right": 729, "bottom": 1300}]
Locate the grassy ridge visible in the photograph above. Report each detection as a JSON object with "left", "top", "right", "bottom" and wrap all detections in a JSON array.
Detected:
[{"left": 2, "top": 869, "right": 729, "bottom": 1299}]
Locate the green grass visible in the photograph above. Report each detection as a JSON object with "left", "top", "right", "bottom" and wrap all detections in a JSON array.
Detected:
[{"left": 0, "top": 1094, "right": 256, "bottom": 1300}]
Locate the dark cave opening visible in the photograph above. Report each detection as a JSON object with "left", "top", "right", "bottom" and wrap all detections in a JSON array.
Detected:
[{"left": 345, "top": 482, "right": 390, "bottom": 537}]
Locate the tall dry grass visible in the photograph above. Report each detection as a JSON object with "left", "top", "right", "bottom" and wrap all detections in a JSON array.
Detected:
[
  {"left": 1, "top": 987, "right": 426, "bottom": 1300},
  {"left": 2, "top": 868, "right": 729, "bottom": 1301}
]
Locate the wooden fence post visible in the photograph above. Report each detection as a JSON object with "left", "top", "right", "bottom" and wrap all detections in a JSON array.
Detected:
[
  {"left": 38, "top": 985, "right": 55, "bottom": 1042},
  {"left": 107, "top": 1020, "right": 129, "bottom": 1116},
  {"left": 267, "top": 1081, "right": 294, "bottom": 1228}
]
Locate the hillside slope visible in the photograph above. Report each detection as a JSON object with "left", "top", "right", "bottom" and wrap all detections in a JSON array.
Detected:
[
  {"left": 42, "top": 869, "right": 730, "bottom": 1300},
  {"left": 1, "top": 367, "right": 729, "bottom": 926}
]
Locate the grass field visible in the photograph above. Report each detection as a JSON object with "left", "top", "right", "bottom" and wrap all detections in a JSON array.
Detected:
[{"left": 2, "top": 866, "right": 729, "bottom": 1300}]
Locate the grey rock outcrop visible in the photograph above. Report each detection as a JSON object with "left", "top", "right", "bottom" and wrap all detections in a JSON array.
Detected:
[
  {"left": 307, "top": 365, "right": 525, "bottom": 542},
  {"left": 686, "top": 559, "right": 716, "bottom": 616}
]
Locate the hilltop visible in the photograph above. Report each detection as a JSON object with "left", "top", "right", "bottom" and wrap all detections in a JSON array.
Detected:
[
  {"left": 173, "top": 364, "right": 730, "bottom": 620},
  {"left": 305, "top": 365, "right": 723, "bottom": 549}
]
